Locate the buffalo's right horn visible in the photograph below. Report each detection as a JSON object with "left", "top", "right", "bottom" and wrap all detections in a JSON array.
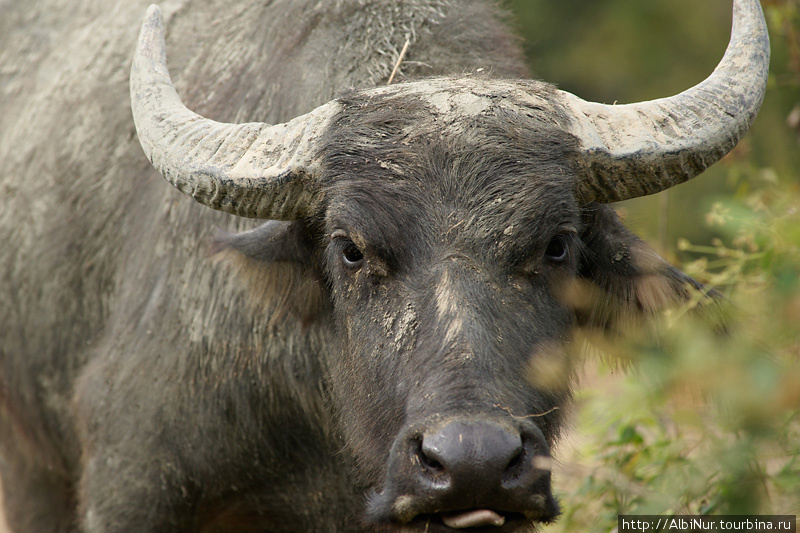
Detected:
[
  {"left": 130, "top": 5, "right": 339, "bottom": 220},
  {"left": 561, "top": 0, "right": 770, "bottom": 204}
]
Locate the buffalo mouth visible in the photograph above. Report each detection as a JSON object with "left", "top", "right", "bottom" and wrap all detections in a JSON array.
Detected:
[
  {"left": 364, "top": 457, "right": 561, "bottom": 531},
  {"left": 441, "top": 509, "right": 509, "bottom": 528},
  {"left": 368, "top": 503, "right": 559, "bottom": 532},
  {"left": 410, "top": 512, "right": 525, "bottom": 531},
  {"left": 365, "top": 417, "right": 560, "bottom": 531}
]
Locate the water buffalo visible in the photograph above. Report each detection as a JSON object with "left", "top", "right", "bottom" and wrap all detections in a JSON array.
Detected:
[{"left": 0, "top": 0, "right": 768, "bottom": 531}]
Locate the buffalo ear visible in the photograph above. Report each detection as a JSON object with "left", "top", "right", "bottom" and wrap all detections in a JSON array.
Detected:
[
  {"left": 212, "top": 220, "right": 319, "bottom": 264},
  {"left": 571, "top": 204, "right": 714, "bottom": 332},
  {"left": 211, "top": 221, "right": 327, "bottom": 323}
]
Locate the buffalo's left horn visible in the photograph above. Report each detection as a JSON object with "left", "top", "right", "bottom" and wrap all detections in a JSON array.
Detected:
[
  {"left": 130, "top": 4, "right": 339, "bottom": 220},
  {"left": 562, "top": 0, "right": 770, "bottom": 204}
]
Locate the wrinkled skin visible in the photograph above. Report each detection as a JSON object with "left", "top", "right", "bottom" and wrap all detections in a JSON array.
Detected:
[{"left": 0, "top": 1, "right": 709, "bottom": 532}]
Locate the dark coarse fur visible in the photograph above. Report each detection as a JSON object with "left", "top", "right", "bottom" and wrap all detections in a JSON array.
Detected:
[
  {"left": 0, "top": 0, "right": 710, "bottom": 532},
  {"left": 316, "top": 83, "right": 581, "bottom": 477}
]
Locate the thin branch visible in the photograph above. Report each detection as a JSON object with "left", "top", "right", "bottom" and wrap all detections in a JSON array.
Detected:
[
  {"left": 493, "top": 404, "right": 561, "bottom": 419},
  {"left": 387, "top": 38, "right": 411, "bottom": 86}
]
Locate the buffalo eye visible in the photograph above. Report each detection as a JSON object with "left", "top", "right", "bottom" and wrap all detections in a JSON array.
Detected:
[
  {"left": 544, "top": 234, "right": 570, "bottom": 264},
  {"left": 341, "top": 240, "right": 365, "bottom": 267},
  {"left": 331, "top": 230, "right": 365, "bottom": 269}
]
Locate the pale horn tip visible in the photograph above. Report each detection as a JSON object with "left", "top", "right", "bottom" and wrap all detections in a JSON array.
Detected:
[{"left": 135, "top": 5, "right": 166, "bottom": 67}]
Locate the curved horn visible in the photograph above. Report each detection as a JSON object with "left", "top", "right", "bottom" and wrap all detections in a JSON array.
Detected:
[
  {"left": 130, "top": 5, "right": 339, "bottom": 220},
  {"left": 562, "top": 0, "right": 770, "bottom": 204}
]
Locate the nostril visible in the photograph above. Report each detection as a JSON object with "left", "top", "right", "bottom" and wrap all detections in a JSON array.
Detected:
[
  {"left": 505, "top": 448, "right": 524, "bottom": 475},
  {"left": 500, "top": 446, "right": 528, "bottom": 488},
  {"left": 412, "top": 437, "right": 445, "bottom": 476},
  {"left": 503, "top": 426, "right": 553, "bottom": 489},
  {"left": 419, "top": 451, "right": 445, "bottom": 475}
]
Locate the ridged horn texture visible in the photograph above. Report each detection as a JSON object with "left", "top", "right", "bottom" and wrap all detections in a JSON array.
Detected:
[
  {"left": 131, "top": 0, "right": 770, "bottom": 216},
  {"left": 562, "top": 0, "right": 770, "bottom": 204},
  {"left": 130, "top": 5, "right": 339, "bottom": 220}
]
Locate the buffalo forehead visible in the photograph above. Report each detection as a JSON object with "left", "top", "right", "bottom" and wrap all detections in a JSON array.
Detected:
[{"left": 320, "top": 84, "right": 581, "bottom": 267}]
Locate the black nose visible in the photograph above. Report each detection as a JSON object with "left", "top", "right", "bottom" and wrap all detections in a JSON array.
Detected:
[
  {"left": 370, "top": 418, "right": 558, "bottom": 523},
  {"left": 366, "top": 418, "right": 559, "bottom": 525},
  {"left": 415, "top": 419, "right": 525, "bottom": 492}
]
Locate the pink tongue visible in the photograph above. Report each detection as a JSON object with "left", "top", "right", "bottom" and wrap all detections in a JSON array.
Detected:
[{"left": 442, "top": 509, "right": 506, "bottom": 529}]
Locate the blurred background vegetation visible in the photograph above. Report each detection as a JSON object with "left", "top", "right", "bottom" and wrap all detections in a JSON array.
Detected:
[{"left": 505, "top": 0, "right": 800, "bottom": 528}]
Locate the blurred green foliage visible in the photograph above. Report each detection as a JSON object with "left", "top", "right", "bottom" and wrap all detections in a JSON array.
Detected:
[{"left": 505, "top": 0, "right": 800, "bottom": 528}]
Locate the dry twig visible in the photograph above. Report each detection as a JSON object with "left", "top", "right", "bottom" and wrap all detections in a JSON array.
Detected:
[{"left": 387, "top": 38, "right": 410, "bottom": 85}]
